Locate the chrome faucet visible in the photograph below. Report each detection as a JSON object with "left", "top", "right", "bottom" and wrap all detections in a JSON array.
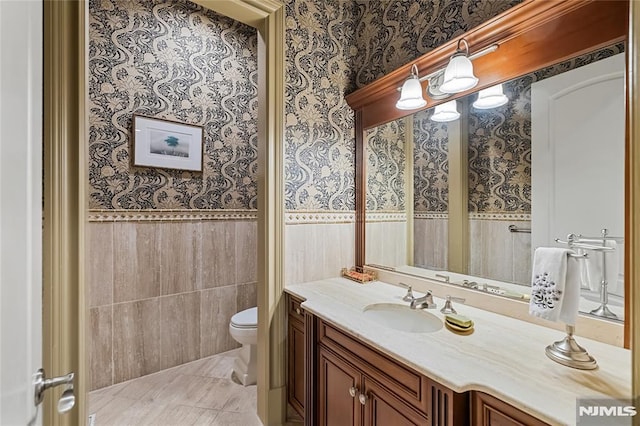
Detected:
[{"left": 409, "top": 291, "right": 437, "bottom": 309}]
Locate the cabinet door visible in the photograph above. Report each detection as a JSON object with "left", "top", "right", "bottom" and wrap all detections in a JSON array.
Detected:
[
  {"left": 288, "top": 317, "right": 305, "bottom": 418},
  {"left": 472, "top": 392, "right": 549, "bottom": 426},
  {"left": 362, "top": 378, "right": 429, "bottom": 426},
  {"left": 318, "top": 347, "right": 362, "bottom": 426}
]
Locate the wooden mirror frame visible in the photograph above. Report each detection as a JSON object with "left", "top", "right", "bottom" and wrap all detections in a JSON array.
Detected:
[{"left": 345, "top": 0, "right": 629, "bottom": 344}]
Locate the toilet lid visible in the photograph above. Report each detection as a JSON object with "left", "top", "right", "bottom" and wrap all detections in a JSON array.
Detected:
[{"left": 231, "top": 307, "right": 257, "bottom": 328}]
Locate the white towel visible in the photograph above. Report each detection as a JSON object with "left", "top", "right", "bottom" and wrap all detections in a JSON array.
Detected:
[
  {"left": 529, "top": 247, "right": 581, "bottom": 325},
  {"left": 580, "top": 240, "right": 619, "bottom": 293}
]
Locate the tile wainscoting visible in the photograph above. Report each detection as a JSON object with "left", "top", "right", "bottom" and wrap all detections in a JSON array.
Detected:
[
  {"left": 365, "top": 212, "right": 407, "bottom": 268},
  {"left": 469, "top": 214, "right": 531, "bottom": 285},
  {"left": 414, "top": 213, "right": 448, "bottom": 271},
  {"left": 284, "top": 211, "right": 355, "bottom": 286},
  {"left": 87, "top": 210, "right": 257, "bottom": 391}
]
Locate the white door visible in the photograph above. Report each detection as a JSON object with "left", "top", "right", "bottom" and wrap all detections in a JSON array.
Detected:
[
  {"left": 531, "top": 53, "right": 625, "bottom": 295},
  {"left": 0, "top": 1, "right": 43, "bottom": 425}
]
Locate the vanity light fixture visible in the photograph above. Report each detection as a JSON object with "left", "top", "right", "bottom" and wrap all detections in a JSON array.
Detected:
[
  {"left": 472, "top": 83, "right": 509, "bottom": 109},
  {"left": 430, "top": 100, "right": 460, "bottom": 122},
  {"left": 440, "top": 39, "right": 479, "bottom": 94},
  {"left": 395, "top": 64, "right": 427, "bottom": 110}
]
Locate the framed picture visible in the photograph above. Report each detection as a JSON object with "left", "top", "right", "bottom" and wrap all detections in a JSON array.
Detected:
[{"left": 132, "top": 114, "right": 204, "bottom": 171}]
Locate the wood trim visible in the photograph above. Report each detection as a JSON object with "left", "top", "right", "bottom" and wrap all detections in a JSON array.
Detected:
[
  {"left": 43, "top": 1, "right": 87, "bottom": 425},
  {"left": 192, "top": 0, "right": 281, "bottom": 28},
  {"left": 346, "top": 0, "right": 627, "bottom": 130},
  {"left": 304, "top": 311, "right": 318, "bottom": 426},
  {"left": 447, "top": 101, "right": 469, "bottom": 273},
  {"left": 355, "top": 109, "right": 366, "bottom": 267}
]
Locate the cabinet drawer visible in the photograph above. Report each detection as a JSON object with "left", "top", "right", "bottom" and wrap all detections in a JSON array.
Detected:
[
  {"left": 318, "top": 319, "right": 428, "bottom": 415},
  {"left": 288, "top": 295, "right": 305, "bottom": 323},
  {"left": 472, "top": 392, "right": 549, "bottom": 426}
]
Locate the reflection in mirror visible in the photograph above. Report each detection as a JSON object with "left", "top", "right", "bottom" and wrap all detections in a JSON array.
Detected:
[
  {"left": 365, "top": 118, "right": 408, "bottom": 267},
  {"left": 365, "top": 43, "right": 626, "bottom": 322},
  {"left": 413, "top": 112, "right": 448, "bottom": 270}
]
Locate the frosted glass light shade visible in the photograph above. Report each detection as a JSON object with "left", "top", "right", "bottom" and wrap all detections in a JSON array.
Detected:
[
  {"left": 473, "top": 84, "right": 508, "bottom": 109},
  {"left": 430, "top": 100, "right": 460, "bottom": 122},
  {"left": 396, "top": 76, "right": 427, "bottom": 110},
  {"left": 440, "top": 54, "right": 478, "bottom": 94}
]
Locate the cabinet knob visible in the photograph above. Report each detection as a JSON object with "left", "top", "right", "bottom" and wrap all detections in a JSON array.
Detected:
[
  {"left": 295, "top": 307, "right": 301, "bottom": 315},
  {"left": 348, "top": 386, "right": 358, "bottom": 398},
  {"left": 358, "top": 393, "right": 368, "bottom": 405}
]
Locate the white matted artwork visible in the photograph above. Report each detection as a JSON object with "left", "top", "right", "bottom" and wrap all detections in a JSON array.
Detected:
[{"left": 132, "top": 114, "right": 204, "bottom": 171}]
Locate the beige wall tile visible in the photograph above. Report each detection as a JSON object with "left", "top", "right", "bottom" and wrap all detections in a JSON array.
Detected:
[
  {"left": 284, "top": 224, "right": 305, "bottom": 285},
  {"left": 201, "top": 221, "right": 236, "bottom": 289},
  {"left": 113, "top": 299, "right": 161, "bottom": 383},
  {"left": 161, "top": 292, "right": 201, "bottom": 369},
  {"left": 236, "top": 282, "right": 257, "bottom": 312},
  {"left": 512, "top": 221, "right": 532, "bottom": 285},
  {"left": 235, "top": 221, "right": 257, "bottom": 285},
  {"left": 414, "top": 218, "right": 447, "bottom": 270},
  {"left": 88, "top": 223, "right": 114, "bottom": 307},
  {"left": 200, "top": 287, "right": 238, "bottom": 358},
  {"left": 323, "top": 223, "right": 355, "bottom": 277},
  {"left": 113, "top": 222, "right": 160, "bottom": 303},
  {"left": 160, "top": 222, "right": 201, "bottom": 295},
  {"left": 89, "top": 306, "right": 113, "bottom": 390}
]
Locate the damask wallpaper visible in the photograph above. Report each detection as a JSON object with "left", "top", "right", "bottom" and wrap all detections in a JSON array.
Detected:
[
  {"left": 353, "top": 0, "right": 522, "bottom": 88},
  {"left": 284, "top": 0, "right": 358, "bottom": 211},
  {"left": 365, "top": 119, "right": 406, "bottom": 211},
  {"left": 413, "top": 110, "right": 448, "bottom": 213},
  {"left": 88, "top": 0, "right": 258, "bottom": 210},
  {"left": 284, "top": 0, "right": 524, "bottom": 212}
]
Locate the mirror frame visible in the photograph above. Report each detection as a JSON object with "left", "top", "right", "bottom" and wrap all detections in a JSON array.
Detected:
[{"left": 345, "top": 0, "right": 629, "bottom": 343}]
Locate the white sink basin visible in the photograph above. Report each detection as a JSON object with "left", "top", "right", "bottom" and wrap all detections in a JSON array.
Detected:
[{"left": 362, "top": 303, "right": 443, "bottom": 333}]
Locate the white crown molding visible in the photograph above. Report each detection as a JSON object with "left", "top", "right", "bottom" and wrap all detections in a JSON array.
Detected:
[{"left": 88, "top": 209, "right": 258, "bottom": 222}]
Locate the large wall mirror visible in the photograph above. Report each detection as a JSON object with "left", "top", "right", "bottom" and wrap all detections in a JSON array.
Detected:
[
  {"left": 347, "top": 1, "right": 629, "bottom": 332},
  {"left": 365, "top": 45, "right": 626, "bottom": 321}
]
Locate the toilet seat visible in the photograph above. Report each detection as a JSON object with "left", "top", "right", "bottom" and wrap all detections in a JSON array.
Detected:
[{"left": 230, "top": 307, "right": 257, "bottom": 329}]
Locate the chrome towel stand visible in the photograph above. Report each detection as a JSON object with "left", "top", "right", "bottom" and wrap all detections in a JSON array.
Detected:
[{"left": 555, "top": 229, "right": 619, "bottom": 320}]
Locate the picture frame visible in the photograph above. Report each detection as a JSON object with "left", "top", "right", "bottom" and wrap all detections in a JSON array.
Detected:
[{"left": 132, "top": 114, "right": 204, "bottom": 171}]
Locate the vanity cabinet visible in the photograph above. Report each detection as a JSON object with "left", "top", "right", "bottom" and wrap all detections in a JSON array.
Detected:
[
  {"left": 317, "top": 318, "right": 468, "bottom": 426},
  {"left": 288, "top": 296, "right": 306, "bottom": 419},
  {"left": 471, "top": 391, "right": 549, "bottom": 426}
]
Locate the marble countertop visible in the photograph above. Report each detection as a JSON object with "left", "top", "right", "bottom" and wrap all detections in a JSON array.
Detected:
[{"left": 285, "top": 277, "right": 631, "bottom": 426}]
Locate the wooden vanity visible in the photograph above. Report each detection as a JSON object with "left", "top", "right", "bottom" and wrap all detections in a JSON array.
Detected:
[
  {"left": 284, "top": 278, "right": 630, "bottom": 426},
  {"left": 288, "top": 293, "right": 552, "bottom": 426}
]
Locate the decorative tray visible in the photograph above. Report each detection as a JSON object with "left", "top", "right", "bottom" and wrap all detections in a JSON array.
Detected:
[{"left": 341, "top": 267, "right": 377, "bottom": 284}]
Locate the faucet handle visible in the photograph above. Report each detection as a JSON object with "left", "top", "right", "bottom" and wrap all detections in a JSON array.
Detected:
[
  {"left": 440, "top": 295, "right": 465, "bottom": 314},
  {"left": 398, "top": 282, "right": 414, "bottom": 301}
]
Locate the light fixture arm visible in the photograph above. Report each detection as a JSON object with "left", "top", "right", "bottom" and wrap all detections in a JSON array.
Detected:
[{"left": 456, "top": 39, "right": 470, "bottom": 56}]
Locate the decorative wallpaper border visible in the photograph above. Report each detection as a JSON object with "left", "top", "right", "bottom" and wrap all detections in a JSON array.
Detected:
[
  {"left": 366, "top": 212, "right": 407, "bottom": 223},
  {"left": 468, "top": 212, "right": 531, "bottom": 221},
  {"left": 88, "top": 209, "right": 257, "bottom": 222},
  {"left": 285, "top": 210, "right": 356, "bottom": 225},
  {"left": 414, "top": 213, "right": 449, "bottom": 220}
]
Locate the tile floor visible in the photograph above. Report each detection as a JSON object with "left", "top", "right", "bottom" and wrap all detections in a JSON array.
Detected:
[{"left": 88, "top": 349, "right": 262, "bottom": 426}]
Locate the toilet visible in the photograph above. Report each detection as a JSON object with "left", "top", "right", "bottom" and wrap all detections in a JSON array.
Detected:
[{"left": 229, "top": 307, "right": 258, "bottom": 386}]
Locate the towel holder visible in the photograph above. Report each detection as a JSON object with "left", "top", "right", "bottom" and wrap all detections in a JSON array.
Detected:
[{"left": 545, "top": 324, "right": 597, "bottom": 370}]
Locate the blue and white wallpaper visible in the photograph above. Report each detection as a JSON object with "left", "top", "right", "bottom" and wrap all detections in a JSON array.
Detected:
[{"left": 88, "top": 0, "right": 258, "bottom": 210}]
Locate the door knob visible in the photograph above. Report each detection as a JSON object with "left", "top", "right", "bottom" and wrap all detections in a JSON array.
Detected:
[
  {"left": 34, "top": 368, "right": 75, "bottom": 413},
  {"left": 349, "top": 386, "right": 358, "bottom": 397}
]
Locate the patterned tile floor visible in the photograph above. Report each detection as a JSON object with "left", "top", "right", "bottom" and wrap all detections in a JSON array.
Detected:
[{"left": 88, "top": 349, "right": 262, "bottom": 426}]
